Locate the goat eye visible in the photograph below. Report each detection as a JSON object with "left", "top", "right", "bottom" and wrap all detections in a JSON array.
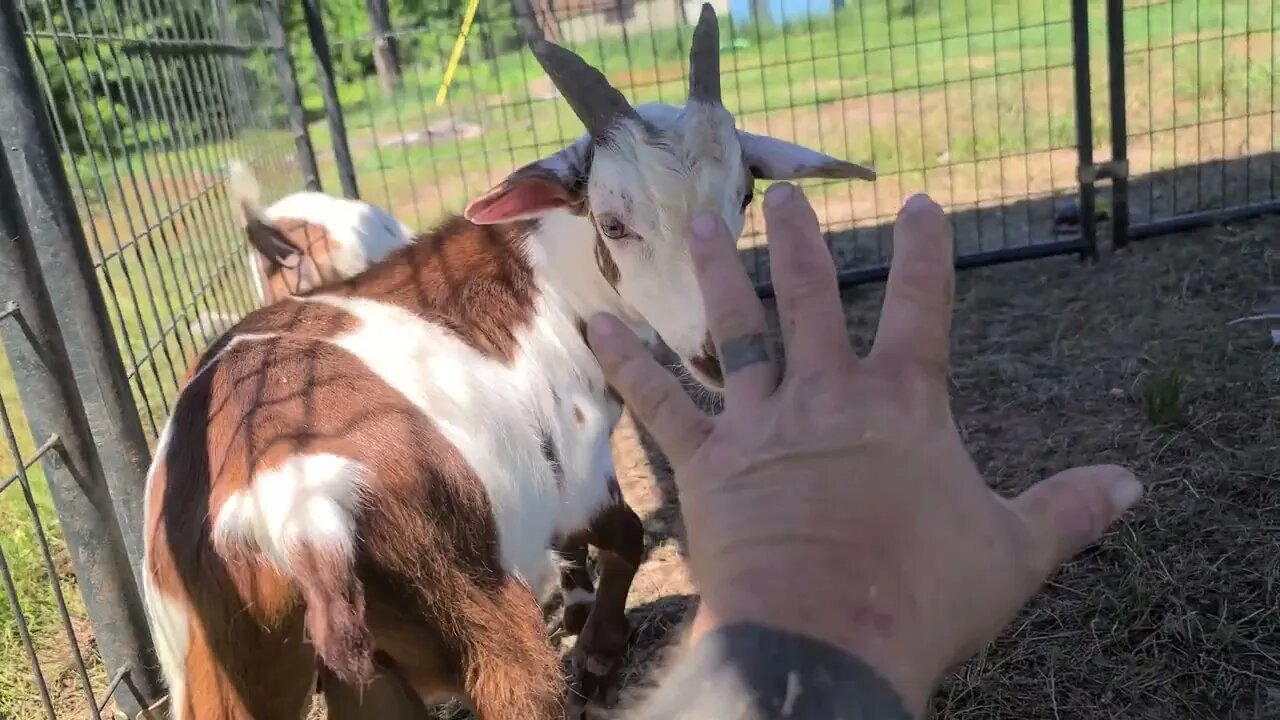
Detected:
[
  {"left": 741, "top": 190, "right": 754, "bottom": 211},
  {"left": 598, "top": 215, "right": 628, "bottom": 240}
]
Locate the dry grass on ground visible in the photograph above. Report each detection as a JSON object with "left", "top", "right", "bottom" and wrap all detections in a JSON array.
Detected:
[{"left": 559, "top": 216, "right": 1276, "bottom": 719}]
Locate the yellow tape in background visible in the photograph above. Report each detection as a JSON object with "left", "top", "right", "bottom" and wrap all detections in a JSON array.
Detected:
[{"left": 435, "top": 0, "right": 481, "bottom": 107}]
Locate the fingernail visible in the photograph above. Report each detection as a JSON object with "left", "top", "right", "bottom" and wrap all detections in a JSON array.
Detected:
[
  {"left": 902, "top": 193, "right": 937, "bottom": 212},
  {"left": 765, "top": 182, "right": 796, "bottom": 207},
  {"left": 1107, "top": 473, "right": 1143, "bottom": 513},
  {"left": 690, "top": 212, "right": 718, "bottom": 241}
]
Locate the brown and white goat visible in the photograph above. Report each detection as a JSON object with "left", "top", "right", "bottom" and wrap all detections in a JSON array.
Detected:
[
  {"left": 141, "top": 5, "right": 874, "bottom": 718},
  {"left": 189, "top": 162, "right": 416, "bottom": 344}
]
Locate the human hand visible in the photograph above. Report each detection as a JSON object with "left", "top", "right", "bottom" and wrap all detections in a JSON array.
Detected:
[{"left": 585, "top": 184, "right": 1143, "bottom": 717}]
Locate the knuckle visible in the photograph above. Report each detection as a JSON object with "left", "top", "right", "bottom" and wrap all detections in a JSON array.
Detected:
[
  {"left": 1065, "top": 484, "right": 1111, "bottom": 543},
  {"left": 614, "top": 355, "right": 656, "bottom": 399},
  {"left": 626, "top": 372, "right": 680, "bottom": 425}
]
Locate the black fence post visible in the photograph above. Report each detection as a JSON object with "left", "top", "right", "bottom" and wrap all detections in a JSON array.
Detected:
[
  {"left": 1106, "top": 0, "right": 1129, "bottom": 249},
  {"left": 300, "top": 0, "right": 359, "bottom": 199},
  {"left": 1069, "top": 0, "right": 1099, "bottom": 260},
  {"left": 0, "top": 60, "right": 162, "bottom": 720},
  {"left": 262, "top": 0, "right": 323, "bottom": 192},
  {"left": 0, "top": 0, "right": 156, "bottom": 592}
]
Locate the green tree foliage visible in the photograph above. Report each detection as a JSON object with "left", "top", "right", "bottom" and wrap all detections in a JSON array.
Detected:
[
  {"left": 25, "top": 0, "right": 525, "bottom": 159},
  {"left": 26, "top": 1, "right": 243, "bottom": 157}
]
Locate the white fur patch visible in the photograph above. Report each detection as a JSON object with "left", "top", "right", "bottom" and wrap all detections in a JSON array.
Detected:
[
  {"left": 266, "top": 192, "right": 414, "bottom": 279},
  {"left": 143, "top": 577, "right": 191, "bottom": 720},
  {"left": 299, "top": 261, "right": 620, "bottom": 595},
  {"left": 214, "top": 453, "right": 367, "bottom": 571}
]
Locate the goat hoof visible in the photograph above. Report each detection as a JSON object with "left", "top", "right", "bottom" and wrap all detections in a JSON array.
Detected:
[
  {"left": 565, "top": 695, "right": 590, "bottom": 720},
  {"left": 568, "top": 648, "right": 622, "bottom": 709}
]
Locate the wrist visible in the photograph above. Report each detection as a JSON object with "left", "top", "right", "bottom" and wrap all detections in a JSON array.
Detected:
[
  {"left": 689, "top": 589, "right": 935, "bottom": 718},
  {"left": 648, "top": 620, "right": 916, "bottom": 720}
]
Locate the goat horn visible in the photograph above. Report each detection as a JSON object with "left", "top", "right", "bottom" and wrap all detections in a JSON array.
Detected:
[
  {"left": 688, "top": 3, "right": 721, "bottom": 105},
  {"left": 531, "top": 39, "right": 639, "bottom": 139}
]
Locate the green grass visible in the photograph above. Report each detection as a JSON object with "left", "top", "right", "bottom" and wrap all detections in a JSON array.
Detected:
[{"left": 1, "top": 0, "right": 1277, "bottom": 715}]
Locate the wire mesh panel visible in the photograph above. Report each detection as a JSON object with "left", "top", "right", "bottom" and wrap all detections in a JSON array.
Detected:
[
  {"left": 302, "top": 0, "right": 1092, "bottom": 288},
  {"left": 1121, "top": 0, "right": 1280, "bottom": 234},
  {"left": 0, "top": 307, "right": 112, "bottom": 719},
  {"left": 1, "top": 1, "right": 309, "bottom": 716},
  {"left": 18, "top": 0, "right": 307, "bottom": 438}
]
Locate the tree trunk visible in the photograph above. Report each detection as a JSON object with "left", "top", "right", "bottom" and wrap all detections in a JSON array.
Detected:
[{"left": 365, "top": 0, "right": 400, "bottom": 94}]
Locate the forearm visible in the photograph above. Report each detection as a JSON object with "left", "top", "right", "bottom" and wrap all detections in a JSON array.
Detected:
[{"left": 632, "top": 622, "right": 915, "bottom": 720}]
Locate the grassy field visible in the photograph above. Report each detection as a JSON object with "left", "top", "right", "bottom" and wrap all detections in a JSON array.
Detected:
[{"left": 1, "top": 0, "right": 1277, "bottom": 716}]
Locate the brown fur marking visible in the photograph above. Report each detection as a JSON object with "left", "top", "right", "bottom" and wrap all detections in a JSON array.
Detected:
[
  {"left": 147, "top": 214, "right": 566, "bottom": 718},
  {"left": 251, "top": 218, "right": 339, "bottom": 303},
  {"left": 321, "top": 216, "right": 538, "bottom": 363}
]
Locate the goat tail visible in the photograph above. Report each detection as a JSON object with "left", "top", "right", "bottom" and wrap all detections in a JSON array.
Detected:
[{"left": 225, "top": 159, "right": 266, "bottom": 229}]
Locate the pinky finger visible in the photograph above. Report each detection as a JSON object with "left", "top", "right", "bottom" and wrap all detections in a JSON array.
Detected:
[{"left": 587, "top": 313, "right": 712, "bottom": 466}]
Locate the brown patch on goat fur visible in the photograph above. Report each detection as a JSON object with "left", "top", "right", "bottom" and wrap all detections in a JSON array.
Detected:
[{"left": 319, "top": 216, "right": 539, "bottom": 363}]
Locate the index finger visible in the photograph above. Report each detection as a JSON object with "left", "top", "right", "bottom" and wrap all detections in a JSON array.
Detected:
[
  {"left": 587, "top": 313, "right": 713, "bottom": 466},
  {"left": 869, "top": 194, "right": 954, "bottom": 378}
]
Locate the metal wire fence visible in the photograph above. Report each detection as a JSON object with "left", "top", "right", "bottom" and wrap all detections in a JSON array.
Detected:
[
  {"left": 305, "top": 0, "right": 1099, "bottom": 290},
  {"left": 1118, "top": 0, "right": 1280, "bottom": 240},
  {"left": 17, "top": 0, "right": 308, "bottom": 437},
  {"left": 0, "top": 0, "right": 306, "bottom": 716},
  {"left": 300, "top": 0, "right": 1280, "bottom": 287},
  {"left": 0, "top": 0, "right": 1275, "bottom": 717}
]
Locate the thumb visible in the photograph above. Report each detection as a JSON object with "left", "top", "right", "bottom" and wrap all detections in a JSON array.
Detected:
[{"left": 1009, "top": 464, "right": 1143, "bottom": 579}]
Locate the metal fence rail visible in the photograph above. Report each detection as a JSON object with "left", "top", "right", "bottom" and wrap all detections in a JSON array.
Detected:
[{"left": 0, "top": 0, "right": 1276, "bottom": 718}]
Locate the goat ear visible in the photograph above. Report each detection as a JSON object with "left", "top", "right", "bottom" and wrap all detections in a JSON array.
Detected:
[
  {"left": 464, "top": 168, "right": 582, "bottom": 225},
  {"left": 465, "top": 139, "right": 590, "bottom": 225},
  {"left": 246, "top": 214, "right": 304, "bottom": 269},
  {"left": 739, "top": 130, "right": 876, "bottom": 182}
]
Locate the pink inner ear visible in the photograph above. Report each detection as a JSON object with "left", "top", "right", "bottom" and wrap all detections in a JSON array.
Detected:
[{"left": 465, "top": 177, "right": 572, "bottom": 224}]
